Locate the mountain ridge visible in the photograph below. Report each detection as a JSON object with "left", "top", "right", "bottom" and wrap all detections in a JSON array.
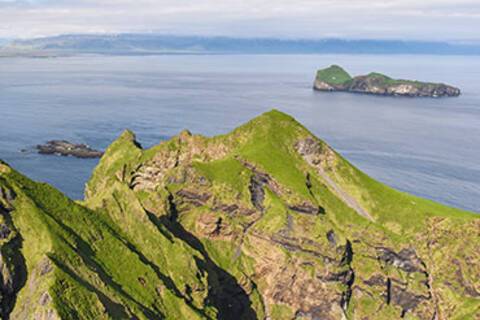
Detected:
[
  {"left": 0, "top": 110, "right": 479, "bottom": 319},
  {"left": 2, "top": 34, "right": 480, "bottom": 56}
]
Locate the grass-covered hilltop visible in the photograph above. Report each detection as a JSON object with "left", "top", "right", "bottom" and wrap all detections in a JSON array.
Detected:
[
  {"left": 1, "top": 110, "right": 479, "bottom": 320},
  {"left": 314, "top": 65, "right": 461, "bottom": 97}
]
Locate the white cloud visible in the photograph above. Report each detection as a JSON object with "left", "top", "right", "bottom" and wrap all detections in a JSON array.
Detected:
[{"left": 0, "top": 0, "right": 479, "bottom": 40}]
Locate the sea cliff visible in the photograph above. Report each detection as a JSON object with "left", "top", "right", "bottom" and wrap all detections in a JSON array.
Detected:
[{"left": 0, "top": 111, "right": 478, "bottom": 319}]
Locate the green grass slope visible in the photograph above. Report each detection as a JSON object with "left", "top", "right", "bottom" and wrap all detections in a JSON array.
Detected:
[
  {"left": 361, "top": 72, "right": 437, "bottom": 89},
  {"left": 1, "top": 110, "right": 478, "bottom": 319},
  {"left": 315, "top": 65, "right": 353, "bottom": 86},
  {"left": 0, "top": 161, "right": 218, "bottom": 319},
  {"left": 84, "top": 110, "right": 479, "bottom": 319}
]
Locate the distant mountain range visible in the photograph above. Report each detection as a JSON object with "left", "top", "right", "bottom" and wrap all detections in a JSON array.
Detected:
[{"left": 2, "top": 34, "right": 480, "bottom": 56}]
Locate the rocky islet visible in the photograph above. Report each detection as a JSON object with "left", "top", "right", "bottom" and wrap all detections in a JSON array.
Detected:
[
  {"left": 36, "top": 140, "right": 103, "bottom": 158},
  {"left": 314, "top": 65, "right": 461, "bottom": 97}
]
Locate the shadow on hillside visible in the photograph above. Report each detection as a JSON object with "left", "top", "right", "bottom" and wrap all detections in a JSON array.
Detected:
[
  {"left": 0, "top": 203, "right": 28, "bottom": 320},
  {"left": 41, "top": 211, "right": 162, "bottom": 319},
  {"left": 150, "top": 193, "right": 257, "bottom": 320},
  {"left": 50, "top": 257, "right": 132, "bottom": 319}
]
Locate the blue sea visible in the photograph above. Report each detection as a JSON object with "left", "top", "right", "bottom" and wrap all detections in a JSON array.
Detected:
[{"left": 1, "top": 54, "right": 479, "bottom": 212}]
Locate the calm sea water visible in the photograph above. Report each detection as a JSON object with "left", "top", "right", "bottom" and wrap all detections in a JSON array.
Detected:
[{"left": 1, "top": 54, "right": 479, "bottom": 212}]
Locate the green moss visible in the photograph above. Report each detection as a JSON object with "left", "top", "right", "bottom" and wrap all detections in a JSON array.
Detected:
[
  {"left": 252, "top": 189, "right": 288, "bottom": 234},
  {"left": 193, "top": 158, "right": 249, "bottom": 196},
  {"left": 270, "top": 304, "right": 294, "bottom": 319}
]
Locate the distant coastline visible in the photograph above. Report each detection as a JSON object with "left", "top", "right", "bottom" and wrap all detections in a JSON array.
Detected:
[{"left": 2, "top": 34, "right": 480, "bottom": 57}]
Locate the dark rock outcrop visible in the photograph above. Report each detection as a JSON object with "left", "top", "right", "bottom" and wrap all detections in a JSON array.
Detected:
[
  {"left": 376, "top": 247, "right": 424, "bottom": 273},
  {"left": 249, "top": 174, "right": 266, "bottom": 212},
  {"left": 0, "top": 191, "right": 27, "bottom": 320},
  {"left": 36, "top": 140, "right": 103, "bottom": 158}
]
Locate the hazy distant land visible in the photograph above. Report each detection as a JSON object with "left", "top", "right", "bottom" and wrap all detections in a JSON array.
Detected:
[{"left": 2, "top": 34, "right": 480, "bottom": 57}]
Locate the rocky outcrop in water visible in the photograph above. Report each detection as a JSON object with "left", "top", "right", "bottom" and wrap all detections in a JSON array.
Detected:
[
  {"left": 36, "top": 140, "right": 103, "bottom": 158},
  {"left": 314, "top": 65, "right": 461, "bottom": 97}
]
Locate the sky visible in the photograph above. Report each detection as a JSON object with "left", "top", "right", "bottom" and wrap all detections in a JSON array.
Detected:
[{"left": 1, "top": 0, "right": 480, "bottom": 41}]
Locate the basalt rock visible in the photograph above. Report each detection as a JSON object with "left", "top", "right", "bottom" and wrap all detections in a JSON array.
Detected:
[
  {"left": 376, "top": 247, "right": 425, "bottom": 273},
  {"left": 288, "top": 203, "right": 321, "bottom": 215},
  {"left": 36, "top": 140, "right": 103, "bottom": 158}
]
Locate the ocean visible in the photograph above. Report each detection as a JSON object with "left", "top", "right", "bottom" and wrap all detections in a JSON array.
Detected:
[{"left": 1, "top": 54, "right": 479, "bottom": 212}]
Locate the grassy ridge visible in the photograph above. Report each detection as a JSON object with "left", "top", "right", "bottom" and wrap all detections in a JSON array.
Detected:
[{"left": 0, "top": 110, "right": 478, "bottom": 319}]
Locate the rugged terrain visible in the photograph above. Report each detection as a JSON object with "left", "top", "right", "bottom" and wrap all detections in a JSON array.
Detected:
[
  {"left": 314, "top": 65, "right": 461, "bottom": 97},
  {"left": 0, "top": 110, "right": 478, "bottom": 319}
]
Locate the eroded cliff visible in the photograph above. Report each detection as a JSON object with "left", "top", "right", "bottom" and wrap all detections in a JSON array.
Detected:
[{"left": 0, "top": 110, "right": 478, "bottom": 319}]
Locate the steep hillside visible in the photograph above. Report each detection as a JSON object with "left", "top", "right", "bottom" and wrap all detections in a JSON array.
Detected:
[{"left": 1, "top": 110, "right": 479, "bottom": 319}]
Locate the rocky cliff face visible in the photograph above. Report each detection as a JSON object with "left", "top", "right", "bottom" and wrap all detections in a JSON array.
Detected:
[
  {"left": 0, "top": 111, "right": 478, "bottom": 319},
  {"left": 314, "top": 65, "right": 461, "bottom": 97}
]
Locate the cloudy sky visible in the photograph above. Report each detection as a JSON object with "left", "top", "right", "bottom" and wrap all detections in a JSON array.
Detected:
[{"left": 1, "top": 0, "right": 479, "bottom": 40}]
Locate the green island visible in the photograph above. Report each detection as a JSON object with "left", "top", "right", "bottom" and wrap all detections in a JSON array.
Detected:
[
  {"left": 0, "top": 110, "right": 478, "bottom": 319},
  {"left": 314, "top": 65, "right": 461, "bottom": 97}
]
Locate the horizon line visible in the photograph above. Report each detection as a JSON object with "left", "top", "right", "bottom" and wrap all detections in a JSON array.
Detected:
[{"left": 4, "top": 33, "right": 480, "bottom": 45}]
